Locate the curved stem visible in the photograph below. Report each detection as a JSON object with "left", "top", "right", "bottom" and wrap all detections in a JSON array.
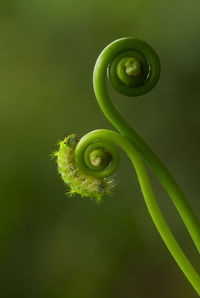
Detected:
[
  {"left": 77, "top": 129, "right": 200, "bottom": 296},
  {"left": 93, "top": 39, "right": 200, "bottom": 254}
]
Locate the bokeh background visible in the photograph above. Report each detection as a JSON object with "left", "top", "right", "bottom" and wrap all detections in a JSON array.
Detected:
[{"left": 1, "top": 0, "right": 200, "bottom": 297}]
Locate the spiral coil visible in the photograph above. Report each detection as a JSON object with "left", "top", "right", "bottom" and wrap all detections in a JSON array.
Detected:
[{"left": 55, "top": 38, "right": 200, "bottom": 295}]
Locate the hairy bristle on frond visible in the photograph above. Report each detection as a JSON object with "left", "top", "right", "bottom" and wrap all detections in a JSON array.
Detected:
[{"left": 55, "top": 134, "right": 115, "bottom": 201}]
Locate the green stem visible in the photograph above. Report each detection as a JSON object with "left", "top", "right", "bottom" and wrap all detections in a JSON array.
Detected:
[
  {"left": 76, "top": 129, "right": 200, "bottom": 296},
  {"left": 93, "top": 38, "right": 200, "bottom": 255}
]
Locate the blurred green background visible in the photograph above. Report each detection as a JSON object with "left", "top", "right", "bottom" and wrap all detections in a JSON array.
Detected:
[{"left": 1, "top": 0, "right": 200, "bottom": 297}]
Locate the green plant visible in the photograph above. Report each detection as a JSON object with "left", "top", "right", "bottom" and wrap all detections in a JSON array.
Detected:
[{"left": 54, "top": 37, "right": 200, "bottom": 295}]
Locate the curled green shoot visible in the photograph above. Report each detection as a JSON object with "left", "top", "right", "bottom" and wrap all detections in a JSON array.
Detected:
[{"left": 54, "top": 38, "right": 200, "bottom": 295}]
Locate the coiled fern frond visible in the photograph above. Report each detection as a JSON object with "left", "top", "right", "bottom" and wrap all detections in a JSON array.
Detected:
[{"left": 54, "top": 38, "right": 200, "bottom": 296}]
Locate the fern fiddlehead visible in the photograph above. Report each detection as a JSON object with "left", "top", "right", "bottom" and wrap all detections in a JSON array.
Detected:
[{"left": 55, "top": 38, "right": 200, "bottom": 295}]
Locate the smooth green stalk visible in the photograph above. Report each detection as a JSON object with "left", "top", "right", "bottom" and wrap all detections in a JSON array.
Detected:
[
  {"left": 75, "top": 129, "right": 200, "bottom": 295},
  {"left": 93, "top": 37, "right": 200, "bottom": 254}
]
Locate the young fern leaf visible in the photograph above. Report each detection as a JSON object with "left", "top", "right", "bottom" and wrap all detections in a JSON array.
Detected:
[
  {"left": 55, "top": 134, "right": 116, "bottom": 201},
  {"left": 54, "top": 37, "right": 200, "bottom": 296}
]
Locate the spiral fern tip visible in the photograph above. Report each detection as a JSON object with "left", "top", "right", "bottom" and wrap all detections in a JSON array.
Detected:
[{"left": 54, "top": 134, "right": 115, "bottom": 201}]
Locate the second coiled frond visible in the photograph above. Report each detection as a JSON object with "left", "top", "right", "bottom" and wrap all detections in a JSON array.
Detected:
[{"left": 55, "top": 133, "right": 119, "bottom": 201}]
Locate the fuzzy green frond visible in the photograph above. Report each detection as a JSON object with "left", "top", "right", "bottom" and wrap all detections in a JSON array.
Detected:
[{"left": 55, "top": 134, "right": 115, "bottom": 201}]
